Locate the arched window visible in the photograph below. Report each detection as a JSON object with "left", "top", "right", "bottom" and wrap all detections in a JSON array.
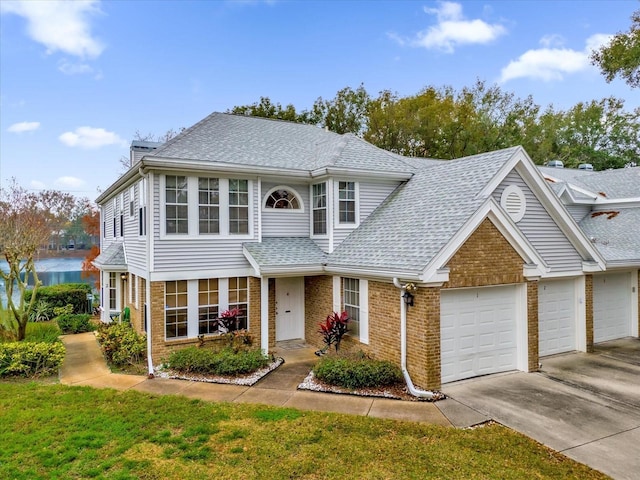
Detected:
[{"left": 263, "top": 186, "right": 303, "bottom": 211}]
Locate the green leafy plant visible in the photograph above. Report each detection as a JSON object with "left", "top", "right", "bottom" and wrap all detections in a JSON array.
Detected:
[
  {"left": 95, "top": 322, "right": 146, "bottom": 367},
  {"left": 167, "top": 346, "right": 269, "bottom": 376},
  {"left": 24, "top": 321, "right": 62, "bottom": 344},
  {"left": 53, "top": 304, "right": 74, "bottom": 317},
  {"left": 313, "top": 353, "right": 403, "bottom": 389},
  {"left": 317, "top": 311, "right": 349, "bottom": 355},
  {"left": 56, "top": 314, "right": 95, "bottom": 334},
  {"left": 28, "top": 300, "right": 52, "bottom": 322},
  {"left": 0, "top": 341, "right": 65, "bottom": 377},
  {"left": 218, "top": 307, "right": 243, "bottom": 333}
]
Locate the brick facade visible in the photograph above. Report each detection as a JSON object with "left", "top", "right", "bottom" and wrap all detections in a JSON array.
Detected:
[
  {"left": 304, "top": 275, "right": 333, "bottom": 350},
  {"left": 585, "top": 274, "right": 594, "bottom": 352},
  {"left": 527, "top": 281, "right": 539, "bottom": 372}
]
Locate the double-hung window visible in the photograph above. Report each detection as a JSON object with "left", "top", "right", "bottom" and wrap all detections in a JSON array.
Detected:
[
  {"left": 165, "top": 175, "right": 188, "bottom": 234},
  {"left": 108, "top": 272, "right": 117, "bottom": 310},
  {"left": 343, "top": 278, "right": 360, "bottom": 338},
  {"left": 228, "top": 277, "right": 248, "bottom": 330},
  {"left": 229, "top": 179, "right": 249, "bottom": 234},
  {"left": 338, "top": 181, "right": 356, "bottom": 224},
  {"left": 139, "top": 180, "right": 147, "bottom": 236},
  {"left": 198, "top": 279, "right": 219, "bottom": 335},
  {"left": 165, "top": 280, "right": 188, "bottom": 338},
  {"left": 312, "top": 183, "right": 327, "bottom": 235},
  {"left": 198, "top": 178, "right": 220, "bottom": 234}
]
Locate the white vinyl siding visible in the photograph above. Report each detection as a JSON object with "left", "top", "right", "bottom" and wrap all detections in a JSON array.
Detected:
[
  {"left": 493, "top": 170, "right": 583, "bottom": 272},
  {"left": 262, "top": 182, "right": 310, "bottom": 237},
  {"left": 565, "top": 204, "right": 592, "bottom": 223},
  {"left": 123, "top": 183, "right": 147, "bottom": 271},
  {"left": 152, "top": 174, "right": 257, "bottom": 272}
]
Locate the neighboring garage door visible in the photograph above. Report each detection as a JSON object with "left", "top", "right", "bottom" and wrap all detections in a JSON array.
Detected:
[
  {"left": 594, "top": 273, "right": 631, "bottom": 343},
  {"left": 539, "top": 279, "right": 576, "bottom": 356},
  {"left": 441, "top": 285, "right": 518, "bottom": 384}
]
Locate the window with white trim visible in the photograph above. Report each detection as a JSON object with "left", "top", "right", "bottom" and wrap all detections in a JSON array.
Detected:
[
  {"left": 198, "top": 177, "right": 220, "bottom": 234},
  {"left": 165, "top": 280, "right": 188, "bottom": 339},
  {"left": 198, "top": 278, "right": 219, "bottom": 335},
  {"left": 228, "top": 277, "right": 248, "bottom": 330},
  {"left": 108, "top": 272, "right": 117, "bottom": 310},
  {"left": 165, "top": 175, "right": 188, "bottom": 234},
  {"left": 264, "top": 187, "right": 301, "bottom": 210},
  {"left": 129, "top": 186, "right": 135, "bottom": 218},
  {"left": 338, "top": 181, "right": 356, "bottom": 224},
  {"left": 343, "top": 277, "right": 360, "bottom": 338},
  {"left": 119, "top": 192, "right": 124, "bottom": 237},
  {"left": 229, "top": 179, "right": 249, "bottom": 234},
  {"left": 138, "top": 179, "right": 147, "bottom": 236},
  {"left": 312, "top": 183, "right": 327, "bottom": 235}
]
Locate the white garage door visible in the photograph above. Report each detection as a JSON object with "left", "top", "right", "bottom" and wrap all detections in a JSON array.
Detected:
[
  {"left": 539, "top": 279, "right": 576, "bottom": 356},
  {"left": 441, "top": 285, "right": 518, "bottom": 384},
  {"left": 594, "top": 273, "right": 631, "bottom": 343}
]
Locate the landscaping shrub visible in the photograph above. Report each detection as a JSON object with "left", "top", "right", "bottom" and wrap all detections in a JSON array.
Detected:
[
  {"left": 167, "top": 346, "right": 270, "bottom": 376},
  {"left": 56, "top": 314, "right": 95, "bottom": 334},
  {"left": 95, "top": 322, "right": 146, "bottom": 366},
  {"left": 28, "top": 300, "right": 53, "bottom": 322},
  {"left": 0, "top": 341, "right": 65, "bottom": 377},
  {"left": 25, "top": 321, "right": 62, "bottom": 343},
  {"left": 314, "top": 354, "right": 403, "bottom": 389},
  {"left": 25, "top": 283, "right": 92, "bottom": 314}
]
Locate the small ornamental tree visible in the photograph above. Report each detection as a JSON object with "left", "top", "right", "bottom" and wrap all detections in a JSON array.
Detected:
[{"left": 317, "top": 311, "right": 349, "bottom": 355}]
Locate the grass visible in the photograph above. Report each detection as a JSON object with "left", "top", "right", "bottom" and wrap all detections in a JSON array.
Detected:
[
  {"left": 0, "top": 320, "right": 61, "bottom": 344},
  {"left": 0, "top": 383, "right": 608, "bottom": 480}
]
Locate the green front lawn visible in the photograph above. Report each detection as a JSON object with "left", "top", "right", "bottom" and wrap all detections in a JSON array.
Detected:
[{"left": 0, "top": 383, "right": 607, "bottom": 479}]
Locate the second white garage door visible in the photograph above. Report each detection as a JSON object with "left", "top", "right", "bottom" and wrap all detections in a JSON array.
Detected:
[
  {"left": 594, "top": 273, "right": 631, "bottom": 343},
  {"left": 441, "top": 285, "right": 518, "bottom": 384},
  {"left": 539, "top": 279, "right": 576, "bottom": 356}
]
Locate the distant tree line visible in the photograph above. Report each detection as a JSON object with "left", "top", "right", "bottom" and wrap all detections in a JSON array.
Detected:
[{"left": 229, "top": 80, "right": 639, "bottom": 170}]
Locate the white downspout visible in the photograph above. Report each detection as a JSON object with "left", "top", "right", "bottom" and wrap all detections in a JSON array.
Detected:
[
  {"left": 139, "top": 166, "right": 154, "bottom": 378},
  {"left": 393, "top": 278, "right": 436, "bottom": 400}
]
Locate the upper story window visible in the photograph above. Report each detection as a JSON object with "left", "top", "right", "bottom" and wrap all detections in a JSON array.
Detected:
[
  {"left": 129, "top": 186, "right": 135, "bottom": 218},
  {"left": 264, "top": 187, "right": 302, "bottom": 210},
  {"left": 229, "top": 179, "right": 249, "bottom": 234},
  {"left": 312, "top": 183, "right": 327, "bottom": 235},
  {"left": 199, "top": 177, "right": 220, "bottom": 234},
  {"left": 338, "top": 181, "right": 356, "bottom": 224},
  {"left": 165, "top": 175, "right": 188, "bottom": 234},
  {"left": 138, "top": 179, "right": 147, "bottom": 237}
]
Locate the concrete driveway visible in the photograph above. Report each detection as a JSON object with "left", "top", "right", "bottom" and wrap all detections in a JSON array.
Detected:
[{"left": 438, "top": 338, "right": 640, "bottom": 480}]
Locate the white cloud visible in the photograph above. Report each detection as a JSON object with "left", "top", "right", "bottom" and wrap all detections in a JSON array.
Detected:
[
  {"left": 499, "top": 34, "right": 613, "bottom": 83},
  {"left": 58, "top": 59, "right": 93, "bottom": 75},
  {"left": 398, "top": 1, "right": 506, "bottom": 53},
  {"left": 30, "top": 180, "right": 46, "bottom": 190},
  {"left": 8, "top": 121, "right": 40, "bottom": 133},
  {"left": 59, "top": 126, "right": 126, "bottom": 149},
  {"left": 55, "top": 176, "right": 86, "bottom": 189},
  {"left": 0, "top": 0, "right": 104, "bottom": 58}
]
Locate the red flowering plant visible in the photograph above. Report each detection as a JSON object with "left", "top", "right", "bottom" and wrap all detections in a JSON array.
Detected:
[
  {"left": 316, "top": 311, "right": 349, "bottom": 356},
  {"left": 218, "top": 307, "right": 243, "bottom": 333}
]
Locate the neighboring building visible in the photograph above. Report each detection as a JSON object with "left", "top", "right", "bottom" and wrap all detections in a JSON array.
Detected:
[{"left": 94, "top": 113, "right": 639, "bottom": 391}]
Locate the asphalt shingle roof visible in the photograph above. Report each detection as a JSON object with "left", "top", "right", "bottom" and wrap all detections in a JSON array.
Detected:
[
  {"left": 93, "top": 242, "right": 126, "bottom": 268},
  {"left": 540, "top": 166, "right": 640, "bottom": 199},
  {"left": 244, "top": 237, "right": 327, "bottom": 270},
  {"left": 578, "top": 208, "right": 640, "bottom": 262},
  {"left": 328, "top": 147, "right": 520, "bottom": 273},
  {"left": 151, "top": 113, "right": 416, "bottom": 174}
]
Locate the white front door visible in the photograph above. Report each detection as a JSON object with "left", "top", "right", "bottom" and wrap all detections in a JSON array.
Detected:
[
  {"left": 539, "top": 279, "right": 576, "bottom": 356},
  {"left": 276, "top": 277, "right": 305, "bottom": 341}
]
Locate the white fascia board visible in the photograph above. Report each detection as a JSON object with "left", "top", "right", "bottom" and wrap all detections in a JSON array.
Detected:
[
  {"left": 148, "top": 267, "right": 256, "bottom": 282},
  {"left": 142, "top": 157, "right": 311, "bottom": 179},
  {"left": 506, "top": 154, "right": 607, "bottom": 270},
  {"left": 93, "top": 263, "right": 127, "bottom": 271},
  {"left": 475, "top": 146, "right": 525, "bottom": 199},
  {"left": 541, "top": 269, "right": 587, "bottom": 279},
  {"left": 605, "top": 259, "right": 640, "bottom": 269},
  {"left": 582, "top": 261, "right": 604, "bottom": 273},
  {"left": 96, "top": 167, "right": 142, "bottom": 204},
  {"left": 310, "top": 167, "right": 412, "bottom": 181},
  {"left": 242, "top": 246, "right": 263, "bottom": 275},
  {"left": 259, "top": 265, "right": 326, "bottom": 277},
  {"left": 420, "top": 198, "right": 548, "bottom": 283},
  {"left": 593, "top": 198, "right": 640, "bottom": 208},
  {"left": 325, "top": 265, "right": 422, "bottom": 282}
]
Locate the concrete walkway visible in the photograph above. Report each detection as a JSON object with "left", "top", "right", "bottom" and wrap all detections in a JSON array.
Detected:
[{"left": 59, "top": 333, "right": 453, "bottom": 426}]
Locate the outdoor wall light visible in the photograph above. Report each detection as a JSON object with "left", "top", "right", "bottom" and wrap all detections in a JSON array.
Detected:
[
  {"left": 120, "top": 273, "right": 127, "bottom": 281},
  {"left": 403, "top": 290, "right": 414, "bottom": 307}
]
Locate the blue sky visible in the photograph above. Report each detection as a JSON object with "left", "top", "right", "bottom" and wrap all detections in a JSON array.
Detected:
[{"left": 1, "top": 0, "right": 638, "bottom": 200}]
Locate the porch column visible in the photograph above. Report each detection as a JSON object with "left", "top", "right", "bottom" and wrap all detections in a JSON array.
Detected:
[{"left": 261, "top": 276, "right": 269, "bottom": 354}]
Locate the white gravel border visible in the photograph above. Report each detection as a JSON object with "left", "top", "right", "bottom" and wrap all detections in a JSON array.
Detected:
[{"left": 154, "top": 357, "right": 284, "bottom": 386}]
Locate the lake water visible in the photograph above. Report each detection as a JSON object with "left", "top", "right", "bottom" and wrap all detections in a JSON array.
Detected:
[{"left": 0, "top": 257, "right": 99, "bottom": 306}]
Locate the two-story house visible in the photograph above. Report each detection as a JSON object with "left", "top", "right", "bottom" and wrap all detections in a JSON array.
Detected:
[{"left": 94, "top": 113, "right": 638, "bottom": 392}]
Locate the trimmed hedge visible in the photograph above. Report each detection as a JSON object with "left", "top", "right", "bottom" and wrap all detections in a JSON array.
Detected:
[
  {"left": 167, "top": 347, "right": 270, "bottom": 376},
  {"left": 25, "top": 283, "right": 92, "bottom": 315},
  {"left": 95, "top": 322, "right": 146, "bottom": 367},
  {"left": 57, "top": 314, "right": 95, "bottom": 334},
  {"left": 0, "top": 341, "right": 66, "bottom": 377},
  {"left": 314, "top": 355, "right": 403, "bottom": 389}
]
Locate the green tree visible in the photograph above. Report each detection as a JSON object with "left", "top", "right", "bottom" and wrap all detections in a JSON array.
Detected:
[
  {"left": 0, "top": 181, "right": 75, "bottom": 340},
  {"left": 591, "top": 10, "right": 640, "bottom": 88},
  {"left": 311, "top": 84, "right": 371, "bottom": 135},
  {"left": 228, "top": 96, "right": 319, "bottom": 124}
]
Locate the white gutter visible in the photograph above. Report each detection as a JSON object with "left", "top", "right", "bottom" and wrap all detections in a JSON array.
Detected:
[{"left": 393, "top": 278, "right": 436, "bottom": 400}]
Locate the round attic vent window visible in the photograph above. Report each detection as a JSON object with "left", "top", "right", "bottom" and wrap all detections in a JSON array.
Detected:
[{"left": 500, "top": 185, "right": 526, "bottom": 223}]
